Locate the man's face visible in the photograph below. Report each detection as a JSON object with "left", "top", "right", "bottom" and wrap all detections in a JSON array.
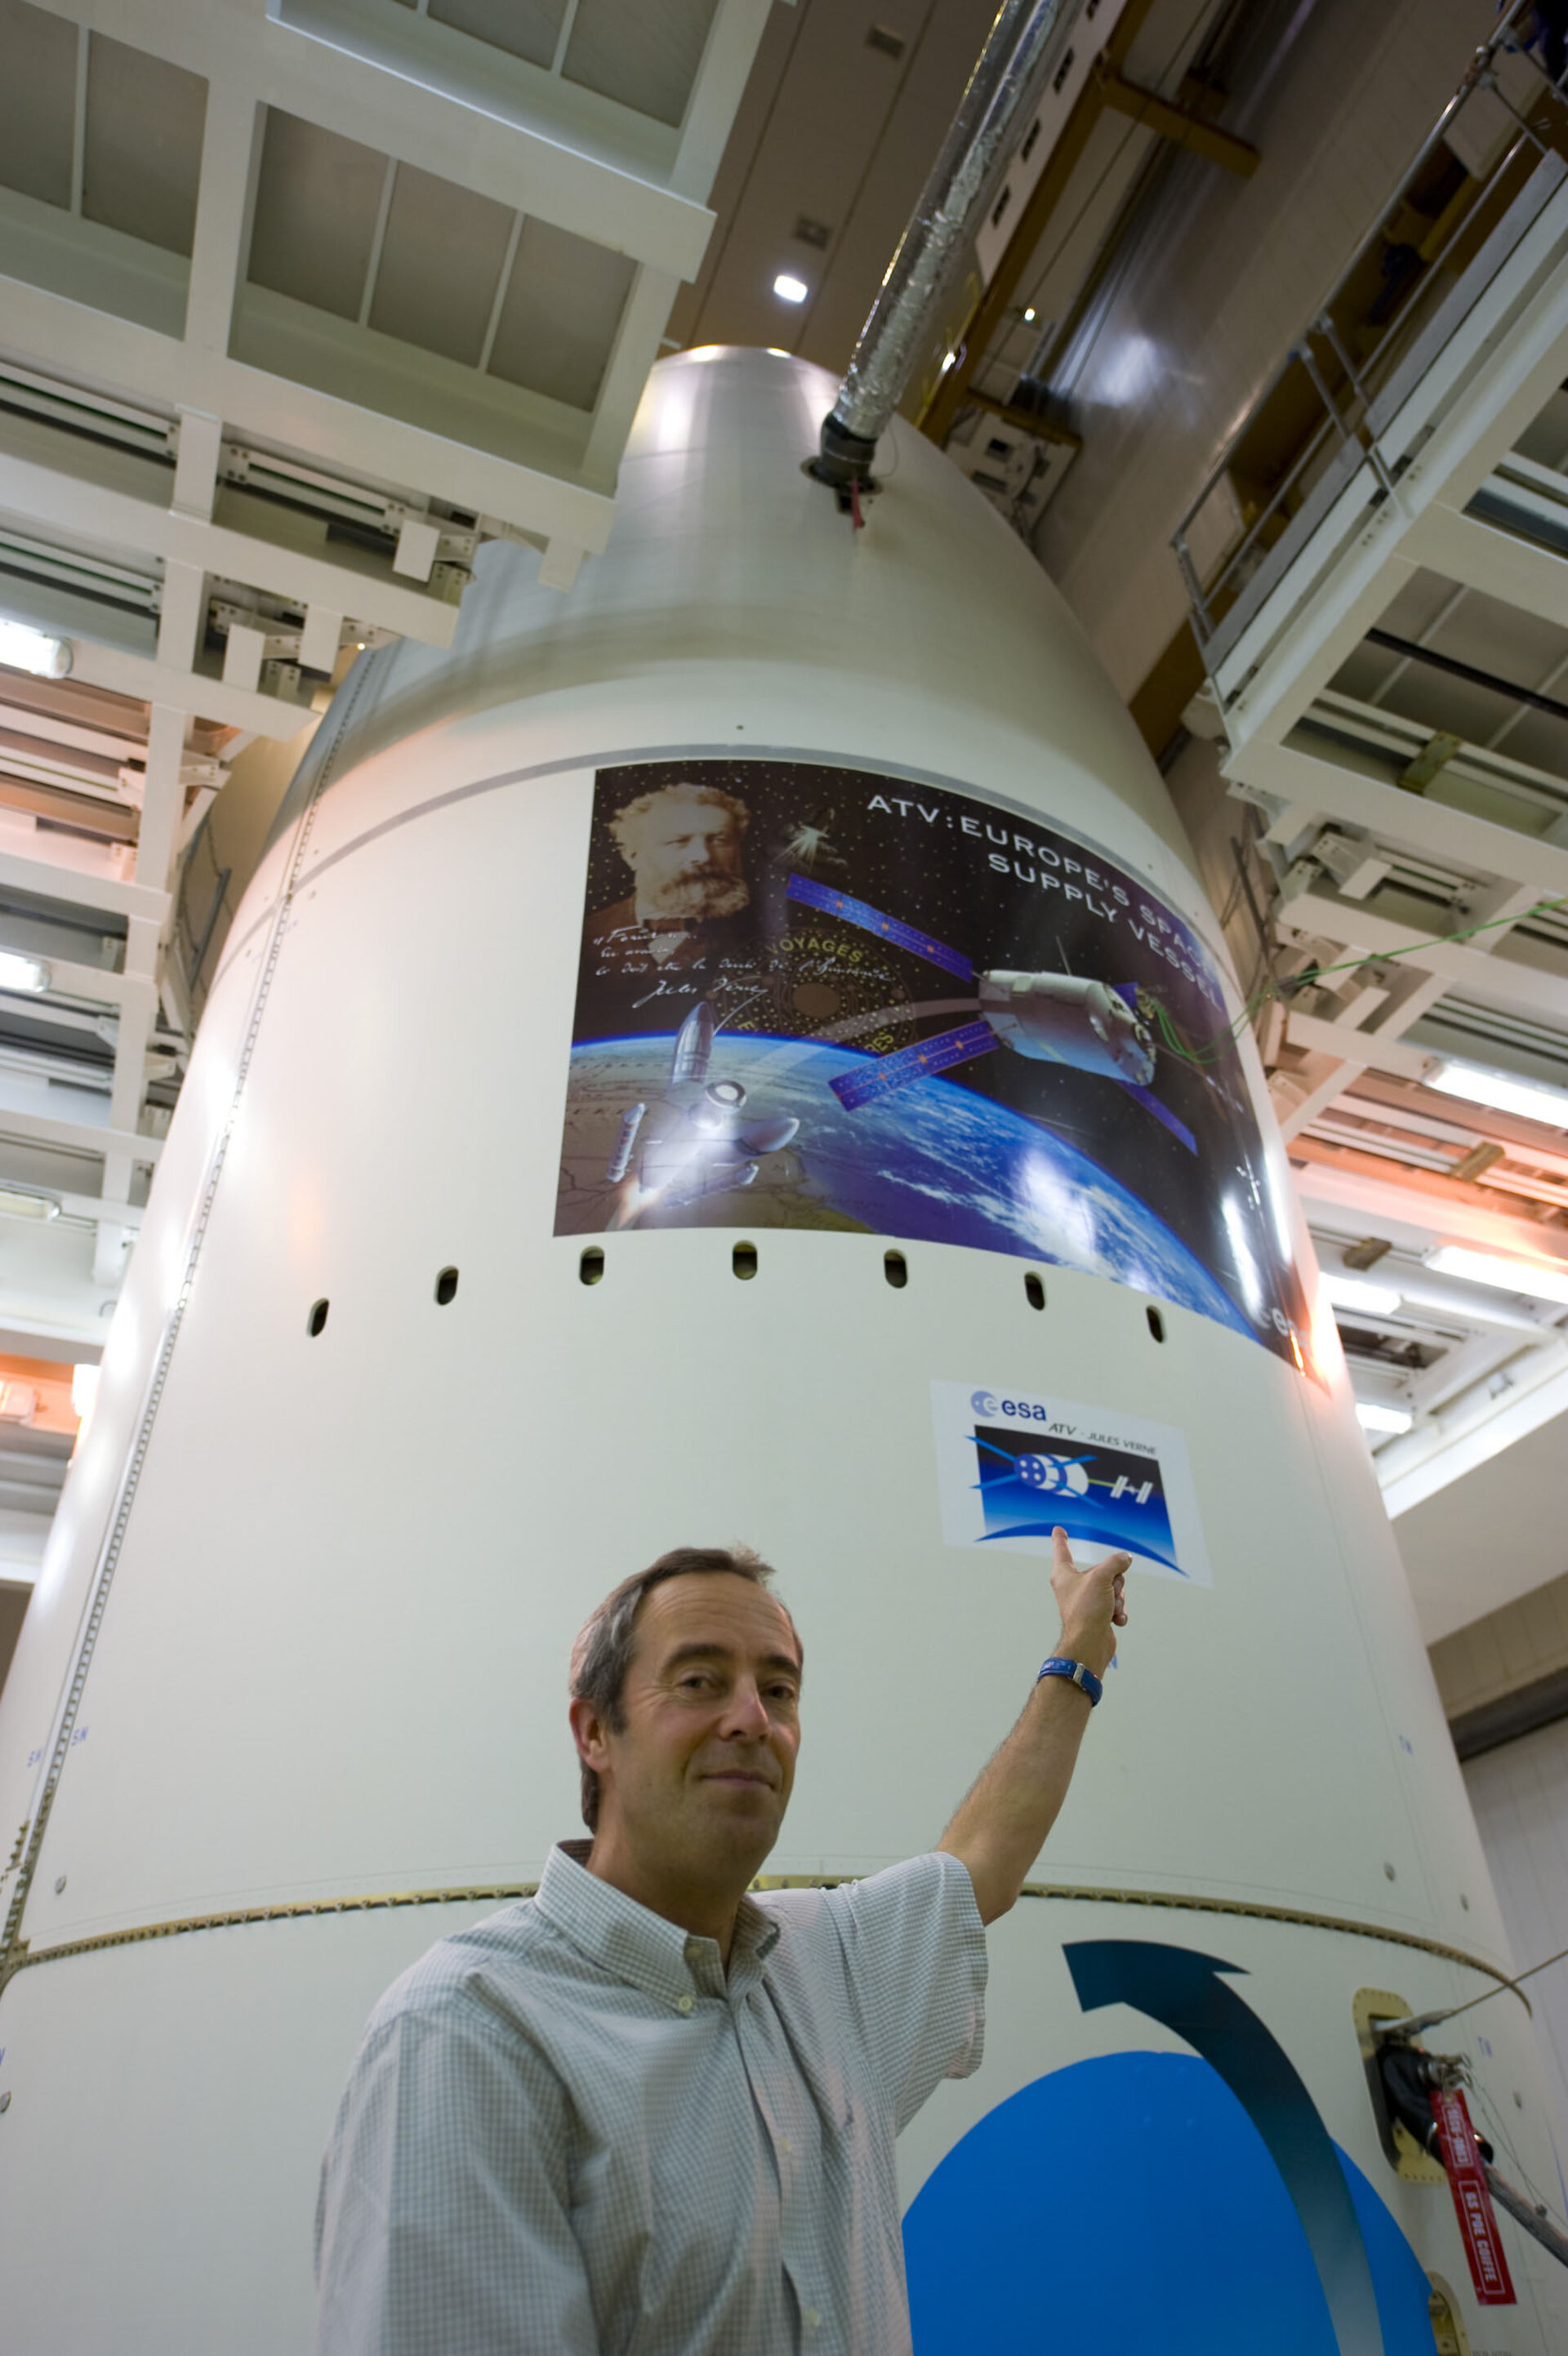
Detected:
[
  {"left": 626, "top": 796, "right": 749, "bottom": 921},
  {"left": 586, "top": 1574, "right": 801, "bottom": 1890}
]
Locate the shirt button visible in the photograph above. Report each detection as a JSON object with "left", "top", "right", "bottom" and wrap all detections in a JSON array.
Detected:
[{"left": 676, "top": 1993, "right": 693, "bottom": 2015}]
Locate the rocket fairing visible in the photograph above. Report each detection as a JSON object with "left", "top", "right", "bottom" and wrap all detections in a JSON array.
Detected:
[
  {"left": 0, "top": 347, "right": 1561, "bottom": 2353},
  {"left": 670, "top": 1001, "right": 715, "bottom": 1084},
  {"left": 605, "top": 1102, "right": 646, "bottom": 1181}
]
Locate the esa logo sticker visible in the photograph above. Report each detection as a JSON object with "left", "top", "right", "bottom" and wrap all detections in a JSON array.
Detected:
[{"left": 932, "top": 1380, "right": 1210, "bottom": 1584}]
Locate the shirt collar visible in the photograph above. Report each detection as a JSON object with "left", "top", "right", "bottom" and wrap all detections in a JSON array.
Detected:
[{"left": 537, "top": 1839, "right": 780, "bottom": 2004}]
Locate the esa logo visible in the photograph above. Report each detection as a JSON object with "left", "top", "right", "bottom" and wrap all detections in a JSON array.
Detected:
[{"left": 970, "top": 1387, "right": 1050, "bottom": 1423}]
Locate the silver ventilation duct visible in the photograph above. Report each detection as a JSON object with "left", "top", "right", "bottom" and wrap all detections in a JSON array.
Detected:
[{"left": 812, "top": 0, "right": 1072, "bottom": 492}]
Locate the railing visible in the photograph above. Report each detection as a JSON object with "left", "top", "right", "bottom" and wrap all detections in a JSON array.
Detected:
[{"left": 1172, "top": 0, "right": 1568, "bottom": 672}]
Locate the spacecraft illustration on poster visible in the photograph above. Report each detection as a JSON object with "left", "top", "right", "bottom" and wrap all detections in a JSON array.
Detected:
[
  {"left": 929, "top": 1380, "right": 1211, "bottom": 1582},
  {"left": 556, "top": 758, "right": 1310, "bottom": 1365}
]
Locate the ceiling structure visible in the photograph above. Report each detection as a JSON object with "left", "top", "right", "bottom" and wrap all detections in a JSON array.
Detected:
[
  {"left": 0, "top": 0, "right": 1565, "bottom": 1689},
  {"left": 0, "top": 0, "right": 778, "bottom": 1580},
  {"left": 1158, "top": 16, "right": 1568, "bottom": 1641}
]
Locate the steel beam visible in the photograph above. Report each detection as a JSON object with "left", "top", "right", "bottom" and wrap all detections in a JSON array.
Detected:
[
  {"left": 0, "top": 846, "right": 166, "bottom": 924},
  {"left": 20, "top": 0, "right": 716, "bottom": 281},
  {"left": 1097, "top": 70, "right": 1258, "bottom": 176},
  {"left": 1280, "top": 887, "right": 1566, "bottom": 1024},
  {"left": 0, "top": 273, "right": 618, "bottom": 554},
  {"left": 0, "top": 1103, "right": 162, "bottom": 1165},
  {"left": 1402, "top": 499, "right": 1568, "bottom": 628},
  {"left": 1291, "top": 1140, "right": 1568, "bottom": 1256},
  {"left": 0, "top": 445, "right": 462, "bottom": 648},
  {"left": 1231, "top": 737, "right": 1568, "bottom": 902}
]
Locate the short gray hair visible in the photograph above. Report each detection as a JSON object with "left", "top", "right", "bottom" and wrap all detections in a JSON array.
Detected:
[
  {"left": 568, "top": 1544, "right": 797, "bottom": 1831},
  {"left": 608, "top": 784, "right": 750, "bottom": 865}
]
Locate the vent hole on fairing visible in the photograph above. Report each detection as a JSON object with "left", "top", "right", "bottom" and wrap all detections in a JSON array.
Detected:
[
  {"left": 434, "top": 1267, "right": 459, "bottom": 1305},
  {"left": 580, "top": 1248, "right": 605, "bottom": 1286},
  {"left": 307, "top": 1298, "right": 330, "bottom": 1337},
  {"left": 1025, "top": 1272, "right": 1045, "bottom": 1311},
  {"left": 884, "top": 1250, "right": 907, "bottom": 1289},
  {"left": 1147, "top": 1306, "right": 1165, "bottom": 1343},
  {"left": 733, "top": 1242, "right": 759, "bottom": 1280}
]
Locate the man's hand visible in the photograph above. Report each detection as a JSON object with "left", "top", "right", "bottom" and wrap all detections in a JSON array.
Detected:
[{"left": 1049, "top": 1526, "right": 1129, "bottom": 1679}]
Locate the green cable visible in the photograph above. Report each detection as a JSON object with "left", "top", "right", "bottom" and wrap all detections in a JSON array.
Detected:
[{"left": 1145, "top": 893, "right": 1568, "bottom": 1070}]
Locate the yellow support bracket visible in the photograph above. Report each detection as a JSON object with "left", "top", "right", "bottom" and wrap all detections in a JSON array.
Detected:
[{"left": 1096, "top": 69, "right": 1260, "bottom": 175}]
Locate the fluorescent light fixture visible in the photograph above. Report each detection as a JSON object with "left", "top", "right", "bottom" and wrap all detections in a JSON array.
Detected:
[
  {"left": 0, "top": 949, "right": 50, "bottom": 993},
  {"left": 0, "top": 620, "right": 71, "bottom": 679},
  {"left": 1022, "top": 306, "right": 1036, "bottom": 323},
  {"left": 1426, "top": 1243, "right": 1568, "bottom": 1307},
  {"left": 1324, "top": 1273, "right": 1402, "bottom": 1318},
  {"left": 939, "top": 350, "right": 956, "bottom": 373},
  {"left": 71, "top": 1362, "right": 100, "bottom": 1420},
  {"left": 773, "top": 274, "right": 808, "bottom": 304},
  {"left": 1429, "top": 1058, "right": 1568, "bottom": 1128},
  {"left": 0, "top": 1187, "right": 59, "bottom": 1221},
  {"left": 1356, "top": 1401, "right": 1413, "bottom": 1436}
]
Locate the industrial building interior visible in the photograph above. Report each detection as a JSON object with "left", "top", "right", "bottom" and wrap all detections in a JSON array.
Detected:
[{"left": 0, "top": 0, "right": 1566, "bottom": 2214}]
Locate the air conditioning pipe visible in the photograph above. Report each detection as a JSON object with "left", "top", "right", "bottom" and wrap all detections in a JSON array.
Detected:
[{"left": 810, "top": 0, "right": 1071, "bottom": 494}]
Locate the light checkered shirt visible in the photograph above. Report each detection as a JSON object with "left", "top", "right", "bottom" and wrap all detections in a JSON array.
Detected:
[{"left": 316, "top": 1841, "right": 987, "bottom": 2354}]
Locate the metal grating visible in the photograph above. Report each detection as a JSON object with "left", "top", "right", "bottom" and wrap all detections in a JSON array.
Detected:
[
  {"left": 428, "top": 0, "right": 569, "bottom": 70},
  {"left": 0, "top": 0, "right": 76, "bottom": 211},
  {"left": 247, "top": 110, "right": 389, "bottom": 323},
  {"left": 560, "top": 0, "right": 720, "bottom": 128},
  {"left": 368, "top": 165, "right": 515, "bottom": 367},
  {"left": 487, "top": 215, "right": 635, "bottom": 410},
  {"left": 81, "top": 34, "right": 208, "bottom": 258}
]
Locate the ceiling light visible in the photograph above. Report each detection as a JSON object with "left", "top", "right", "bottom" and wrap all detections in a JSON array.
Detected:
[
  {"left": 773, "top": 274, "right": 808, "bottom": 305},
  {"left": 1426, "top": 1244, "right": 1568, "bottom": 1307},
  {"left": 940, "top": 350, "right": 956, "bottom": 373},
  {"left": 0, "top": 620, "right": 71, "bottom": 679},
  {"left": 1356, "top": 1401, "right": 1413, "bottom": 1436},
  {"left": 0, "top": 949, "right": 50, "bottom": 993},
  {"left": 1324, "top": 1273, "right": 1401, "bottom": 1318},
  {"left": 0, "top": 1187, "right": 59, "bottom": 1221},
  {"left": 1022, "top": 306, "right": 1036, "bottom": 323},
  {"left": 71, "top": 1362, "right": 100, "bottom": 1420},
  {"left": 1429, "top": 1058, "right": 1568, "bottom": 1128}
]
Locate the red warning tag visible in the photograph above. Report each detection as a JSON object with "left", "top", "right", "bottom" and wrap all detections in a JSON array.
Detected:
[{"left": 1429, "top": 2085, "right": 1516, "bottom": 2306}]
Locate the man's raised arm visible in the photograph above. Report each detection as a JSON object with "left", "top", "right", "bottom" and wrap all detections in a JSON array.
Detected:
[{"left": 937, "top": 1527, "right": 1129, "bottom": 1927}]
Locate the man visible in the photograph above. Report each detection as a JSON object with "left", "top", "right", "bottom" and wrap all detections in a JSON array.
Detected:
[
  {"left": 316, "top": 1530, "right": 1128, "bottom": 2354},
  {"left": 585, "top": 784, "right": 753, "bottom": 973}
]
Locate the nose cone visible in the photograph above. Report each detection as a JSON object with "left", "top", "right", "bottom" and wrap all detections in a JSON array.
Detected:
[{"left": 670, "top": 1001, "right": 716, "bottom": 1083}]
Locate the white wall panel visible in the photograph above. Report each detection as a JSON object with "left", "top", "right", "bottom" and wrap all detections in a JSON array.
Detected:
[{"left": 1463, "top": 1719, "right": 1568, "bottom": 2167}]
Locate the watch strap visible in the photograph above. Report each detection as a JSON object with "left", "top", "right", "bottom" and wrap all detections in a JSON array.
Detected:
[{"left": 1038, "top": 1655, "right": 1103, "bottom": 1707}]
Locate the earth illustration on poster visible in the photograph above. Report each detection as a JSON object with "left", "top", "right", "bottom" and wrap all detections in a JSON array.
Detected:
[{"left": 555, "top": 759, "right": 1310, "bottom": 1368}]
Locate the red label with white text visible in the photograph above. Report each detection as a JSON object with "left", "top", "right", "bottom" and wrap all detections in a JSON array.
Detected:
[{"left": 1430, "top": 2085, "right": 1516, "bottom": 2305}]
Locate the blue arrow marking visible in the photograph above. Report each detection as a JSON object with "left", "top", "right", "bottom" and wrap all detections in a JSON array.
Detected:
[{"left": 1066, "top": 1941, "right": 1383, "bottom": 2354}]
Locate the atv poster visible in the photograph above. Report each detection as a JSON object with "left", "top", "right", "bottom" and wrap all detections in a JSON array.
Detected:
[
  {"left": 929, "top": 1381, "right": 1211, "bottom": 1583},
  {"left": 555, "top": 757, "right": 1309, "bottom": 1366}
]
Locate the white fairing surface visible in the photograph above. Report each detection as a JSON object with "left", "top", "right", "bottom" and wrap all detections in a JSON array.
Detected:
[{"left": 0, "top": 351, "right": 1561, "bottom": 2353}]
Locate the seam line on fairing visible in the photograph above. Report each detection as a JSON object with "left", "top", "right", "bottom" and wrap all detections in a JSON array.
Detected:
[
  {"left": 208, "top": 742, "right": 1229, "bottom": 995},
  {"left": 2, "top": 1880, "right": 1526, "bottom": 2006},
  {"left": 0, "top": 669, "right": 374, "bottom": 1993}
]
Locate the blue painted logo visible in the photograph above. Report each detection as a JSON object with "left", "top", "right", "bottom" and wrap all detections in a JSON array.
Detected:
[
  {"left": 972, "top": 1421, "right": 1183, "bottom": 1571},
  {"left": 905, "top": 1940, "right": 1434, "bottom": 2354}
]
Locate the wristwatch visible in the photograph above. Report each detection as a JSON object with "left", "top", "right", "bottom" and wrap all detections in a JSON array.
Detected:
[{"left": 1038, "top": 1655, "right": 1103, "bottom": 1707}]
